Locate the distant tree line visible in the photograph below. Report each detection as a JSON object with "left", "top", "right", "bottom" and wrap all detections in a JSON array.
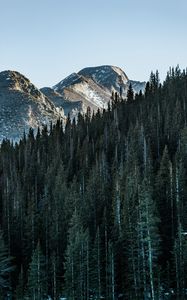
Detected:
[{"left": 0, "top": 66, "right": 187, "bottom": 299}]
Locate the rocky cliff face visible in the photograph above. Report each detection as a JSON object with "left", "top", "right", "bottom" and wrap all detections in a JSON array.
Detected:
[{"left": 0, "top": 71, "right": 64, "bottom": 141}]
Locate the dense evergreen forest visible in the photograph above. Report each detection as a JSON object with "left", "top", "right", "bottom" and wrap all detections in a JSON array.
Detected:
[{"left": 1, "top": 67, "right": 187, "bottom": 299}]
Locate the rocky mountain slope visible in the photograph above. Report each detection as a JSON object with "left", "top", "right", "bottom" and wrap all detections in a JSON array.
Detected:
[
  {"left": 40, "top": 87, "right": 82, "bottom": 117},
  {"left": 0, "top": 66, "right": 146, "bottom": 141},
  {"left": 42, "top": 65, "right": 146, "bottom": 116},
  {"left": 0, "top": 71, "right": 64, "bottom": 141}
]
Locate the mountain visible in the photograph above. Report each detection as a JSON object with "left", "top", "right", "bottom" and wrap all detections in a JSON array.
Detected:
[
  {"left": 0, "top": 70, "right": 64, "bottom": 141},
  {"left": 78, "top": 65, "right": 146, "bottom": 96},
  {"left": 43, "top": 65, "right": 146, "bottom": 116},
  {"left": 40, "top": 87, "right": 82, "bottom": 118},
  {"left": 78, "top": 65, "right": 129, "bottom": 93},
  {"left": 0, "top": 66, "right": 146, "bottom": 141}
]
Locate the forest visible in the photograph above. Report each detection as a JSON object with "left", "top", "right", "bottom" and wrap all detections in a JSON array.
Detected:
[{"left": 0, "top": 66, "right": 187, "bottom": 299}]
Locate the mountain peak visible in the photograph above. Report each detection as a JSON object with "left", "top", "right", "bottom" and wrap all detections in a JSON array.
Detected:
[
  {"left": 78, "top": 65, "right": 129, "bottom": 89},
  {"left": 79, "top": 64, "right": 128, "bottom": 77},
  {"left": 0, "top": 70, "right": 29, "bottom": 89},
  {"left": 0, "top": 70, "right": 44, "bottom": 100},
  {"left": 0, "top": 70, "right": 64, "bottom": 141},
  {"left": 45, "top": 65, "right": 146, "bottom": 118}
]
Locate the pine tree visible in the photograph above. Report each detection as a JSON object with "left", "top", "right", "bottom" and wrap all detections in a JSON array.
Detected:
[
  {"left": 108, "top": 241, "right": 115, "bottom": 300},
  {"left": 16, "top": 266, "right": 24, "bottom": 300},
  {"left": 172, "top": 129, "right": 187, "bottom": 298},
  {"left": 155, "top": 146, "right": 174, "bottom": 275},
  {"left": 122, "top": 164, "right": 140, "bottom": 299},
  {"left": 137, "top": 176, "right": 160, "bottom": 300},
  {"left": 0, "top": 229, "right": 14, "bottom": 297},
  {"left": 127, "top": 83, "right": 134, "bottom": 102},
  {"left": 49, "top": 252, "right": 60, "bottom": 300},
  {"left": 27, "top": 241, "right": 47, "bottom": 300},
  {"left": 64, "top": 210, "right": 90, "bottom": 300},
  {"left": 90, "top": 227, "right": 102, "bottom": 299}
]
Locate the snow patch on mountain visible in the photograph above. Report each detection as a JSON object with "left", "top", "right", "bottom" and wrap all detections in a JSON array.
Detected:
[
  {"left": 49, "top": 65, "right": 146, "bottom": 118},
  {"left": 72, "top": 81, "right": 108, "bottom": 109}
]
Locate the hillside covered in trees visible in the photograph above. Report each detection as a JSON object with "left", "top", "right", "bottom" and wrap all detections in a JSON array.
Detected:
[{"left": 0, "top": 67, "right": 187, "bottom": 299}]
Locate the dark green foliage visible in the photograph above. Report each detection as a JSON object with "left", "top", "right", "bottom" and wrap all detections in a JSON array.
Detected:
[
  {"left": 26, "top": 242, "right": 47, "bottom": 300},
  {"left": 0, "top": 230, "right": 14, "bottom": 297},
  {"left": 0, "top": 67, "right": 187, "bottom": 298},
  {"left": 16, "top": 266, "right": 24, "bottom": 300},
  {"left": 127, "top": 83, "right": 134, "bottom": 102},
  {"left": 64, "top": 210, "right": 89, "bottom": 300}
]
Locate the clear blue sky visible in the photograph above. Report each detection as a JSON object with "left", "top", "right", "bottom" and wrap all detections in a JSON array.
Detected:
[{"left": 0, "top": 0, "right": 187, "bottom": 87}]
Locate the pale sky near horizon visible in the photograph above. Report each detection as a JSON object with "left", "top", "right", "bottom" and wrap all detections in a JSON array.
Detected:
[{"left": 0, "top": 0, "right": 187, "bottom": 88}]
